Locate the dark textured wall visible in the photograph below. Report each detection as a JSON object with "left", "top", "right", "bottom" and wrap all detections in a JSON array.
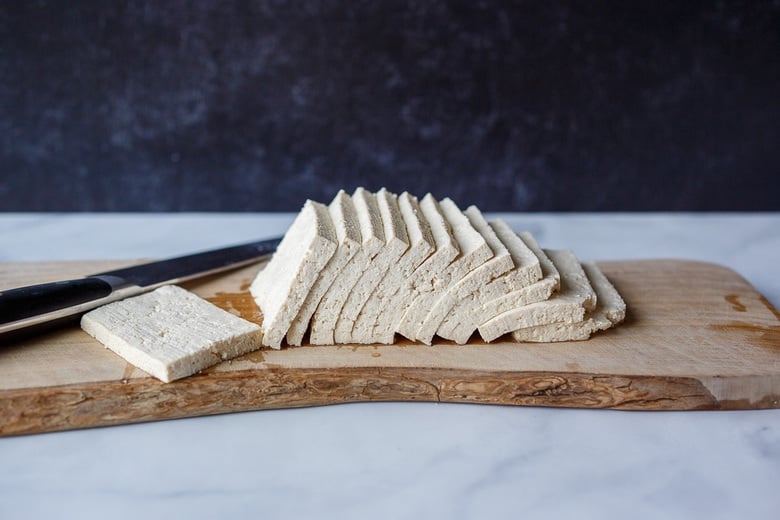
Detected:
[{"left": 1, "top": 1, "right": 778, "bottom": 211}]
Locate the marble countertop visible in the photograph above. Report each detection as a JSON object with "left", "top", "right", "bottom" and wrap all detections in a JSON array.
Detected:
[{"left": 1, "top": 212, "right": 778, "bottom": 519}]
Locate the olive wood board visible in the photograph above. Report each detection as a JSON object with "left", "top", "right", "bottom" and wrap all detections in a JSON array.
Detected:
[{"left": 1, "top": 258, "right": 778, "bottom": 436}]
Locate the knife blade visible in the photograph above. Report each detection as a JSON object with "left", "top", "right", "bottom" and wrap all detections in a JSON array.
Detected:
[{"left": 0, "top": 236, "right": 281, "bottom": 341}]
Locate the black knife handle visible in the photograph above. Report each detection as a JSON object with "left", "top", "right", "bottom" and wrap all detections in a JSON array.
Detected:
[{"left": 0, "top": 278, "right": 114, "bottom": 324}]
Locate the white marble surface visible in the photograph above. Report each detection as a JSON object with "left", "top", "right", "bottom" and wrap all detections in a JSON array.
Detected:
[{"left": 0, "top": 212, "right": 779, "bottom": 519}]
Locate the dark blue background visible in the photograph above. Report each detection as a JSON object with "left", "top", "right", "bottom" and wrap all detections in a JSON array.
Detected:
[{"left": 1, "top": 1, "right": 778, "bottom": 211}]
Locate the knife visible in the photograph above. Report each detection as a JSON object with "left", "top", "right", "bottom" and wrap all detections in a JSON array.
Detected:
[{"left": 0, "top": 236, "right": 281, "bottom": 342}]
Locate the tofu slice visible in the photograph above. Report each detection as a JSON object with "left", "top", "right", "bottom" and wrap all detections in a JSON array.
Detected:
[
  {"left": 375, "top": 193, "right": 460, "bottom": 344},
  {"left": 511, "top": 262, "right": 626, "bottom": 342},
  {"left": 486, "top": 222, "right": 543, "bottom": 286},
  {"left": 286, "top": 190, "right": 362, "bottom": 346},
  {"left": 414, "top": 207, "right": 515, "bottom": 344},
  {"left": 395, "top": 196, "right": 493, "bottom": 342},
  {"left": 334, "top": 188, "right": 409, "bottom": 343},
  {"left": 308, "top": 187, "right": 383, "bottom": 345},
  {"left": 251, "top": 200, "right": 337, "bottom": 348},
  {"left": 350, "top": 192, "right": 435, "bottom": 344},
  {"left": 81, "top": 285, "right": 262, "bottom": 383},
  {"left": 477, "top": 249, "right": 597, "bottom": 342},
  {"left": 479, "top": 232, "right": 561, "bottom": 318},
  {"left": 437, "top": 229, "right": 555, "bottom": 344}
]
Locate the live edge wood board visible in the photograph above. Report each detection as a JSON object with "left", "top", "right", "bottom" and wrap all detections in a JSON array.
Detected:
[{"left": 1, "top": 259, "right": 779, "bottom": 436}]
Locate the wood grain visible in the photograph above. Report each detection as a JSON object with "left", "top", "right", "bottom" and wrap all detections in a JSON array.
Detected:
[{"left": 1, "top": 259, "right": 778, "bottom": 436}]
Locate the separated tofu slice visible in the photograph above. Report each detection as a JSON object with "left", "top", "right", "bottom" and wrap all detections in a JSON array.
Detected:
[
  {"left": 334, "top": 188, "right": 409, "bottom": 343},
  {"left": 375, "top": 193, "right": 460, "bottom": 344},
  {"left": 437, "top": 229, "right": 555, "bottom": 344},
  {"left": 251, "top": 200, "right": 337, "bottom": 348},
  {"left": 81, "top": 285, "right": 262, "bottom": 383},
  {"left": 350, "top": 192, "right": 435, "bottom": 344},
  {"left": 511, "top": 262, "right": 626, "bottom": 342},
  {"left": 286, "top": 190, "right": 362, "bottom": 346},
  {"left": 309, "top": 187, "right": 384, "bottom": 345},
  {"left": 477, "top": 249, "right": 597, "bottom": 342},
  {"left": 414, "top": 207, "right": 515, "bottom": 344},
  {"left": 396, "top": 197, "right": 493, "bottom": 342}
]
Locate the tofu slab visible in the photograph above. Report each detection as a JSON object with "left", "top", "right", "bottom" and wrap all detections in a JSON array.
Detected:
[
  {"left": 415, "top": 206, "right": 515, "bottom": 344},
  {"left": 81, "top": 285, "right": 262, "bottom": 383},
  {"left": 286, "top": 190, "right": 362, "bottom": 346},
  {"left": 350, "top": 192, "right": 435, "bottom": 344},
  {"left": 438, "top": 229, "right": 556, "bottom": 344},
  {"left": 511, "top": 262, "right": 626, "bottom": 342},
  {"left": 251, "top": 200, "right": 337, "bottom": 348},
  {"left": 395, "top": 196, "right": 493, "bottom": 341},
  {"left": 308, "top": 187, "right": 383, "bottom": 345},
  {"left": 477, "top": 249, "right": 597, "bottom": 342},
  {"left": 334, "top": 188, "right": 409, "bottom": 343}
]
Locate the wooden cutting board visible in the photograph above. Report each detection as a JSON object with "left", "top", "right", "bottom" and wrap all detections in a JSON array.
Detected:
[{"left": 1, "top": 259, "right": 778, "bottom": 436}]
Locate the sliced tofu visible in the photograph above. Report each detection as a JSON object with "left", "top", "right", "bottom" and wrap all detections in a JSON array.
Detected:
[
  {"left": 395, "top": 196, "right": 493, "bottom": 342},
  {"left": 480, "top": 231, "right": 559, "bottom": 317},
  {"left": 334, "top": 188, "right": 409, "bottom": 343},
  {"left": 583, "top": 262, "right": 626, "bottom": 324},
  {"left": 374, "top": 193, "right": 460, "bottom": 344},
  {"left": 485, "top": 222, "right": 543, "bottom": 287},
  {"left": 438, "top": 229, "right": 556, "bottom": 344},
  {"left": 81, "top": 285, "right": 262, "bottom": 383},
  {"left": 511, "top": 262, "right": 626, "bottom": 342},
  {"left": 415, "top": 207, "right": 515, "bottom": 344},
  {"left": 308, "top": 187, "right": 384, "bottom": 345},
  {"left": 286, "top": 190, "right": 362, "bottom": 346},
  {"left": 351, "top": 192, "right": 435, "bottom": 344},
  {"left": 250, "top": 187, "right": 627, "bottom": 347},
  {"left": 251, "top": 200, "right": 337, "bottom": 348},
  {"left": 477, "top": 249, "right": 597, "bottom": 342}
]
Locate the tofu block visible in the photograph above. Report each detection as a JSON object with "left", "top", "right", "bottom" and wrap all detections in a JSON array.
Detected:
[
  {"left": 309, "top": 187, "right": 383, "bottom": 345},
  {"left": 374, "top": 193, "right": 460, "bottom": 344},
  {"left": 350, "top": 191, "right": 434, "bottom": 344},
  {"left": 251, "top": 187, "right": 627, "bottom": 347},
  {"left": 511, "top": 262, "right": 626, "bottom": 342},
  {"left": 251, "top": 200, "right": 337, "bottom": 348},
  {"left": 415, "top": 207, "right": 515, "bottom": 344},
  {"left": 334, "top": 188, "right": 409, "bottom": 343},
  {"left": 477, "top": 249, "right": 597, "bottom": 342},
  {"left": 81, "top": 285, "right": 262, "bottom": 383},
  {"left": 396, "top": 197, "right": 493, "bottom": 341},
  {"left": 286, "top": 190, "right": 361, "bottom": 346},
  {"left": 438, "top": 229, "right": 556, "bottom": 344}
]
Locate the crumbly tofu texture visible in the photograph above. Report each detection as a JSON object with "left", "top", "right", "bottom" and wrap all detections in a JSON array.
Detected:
[
  {"left": 352, "top": 192, "right": 435, "bottom": 344},
  {"left": 346, "top": 191, "right": 436, "bottom": 344},
  {"left": 334, "top": 188, "right": 409, "bottom": 343},
  {"left": 415, "top": 206, "right": 515, "bottom": 344},
  {"left": 81, "top": 285, "right": 262, "bottom": 383},
  {"left": 373, "top": 193, "right": 460, "bottom": 344},
  {"left": 437, "top": 228, "right": 555, "bottom": 344},
  {"left": 478, "top": 249, "right": 597, "bottom": 342},
  {"left": 385, "top": 194, "right": 460, "bottom": 340},
  {"left": 286, "top": 190, "right": 362, "bottom": 346},
  {"left": 480, "top": 231, "right": 560, "bottom": 317},
  {"left": 251, "top": 200, "right": 337, "bottom": 348},
  {"left": 511, "top": 262, "right": 626, "bottom": 342},
  {"left": 396, "top": 197, "right": 492, "bottom": 341},
  {"left": 308, "top": 187, "right": 383, "bottom": 345}
]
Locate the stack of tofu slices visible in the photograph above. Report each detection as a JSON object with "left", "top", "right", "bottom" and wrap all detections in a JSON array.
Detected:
[{"left": 252, "top": 188, "right": 626, "bottom": 349}]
